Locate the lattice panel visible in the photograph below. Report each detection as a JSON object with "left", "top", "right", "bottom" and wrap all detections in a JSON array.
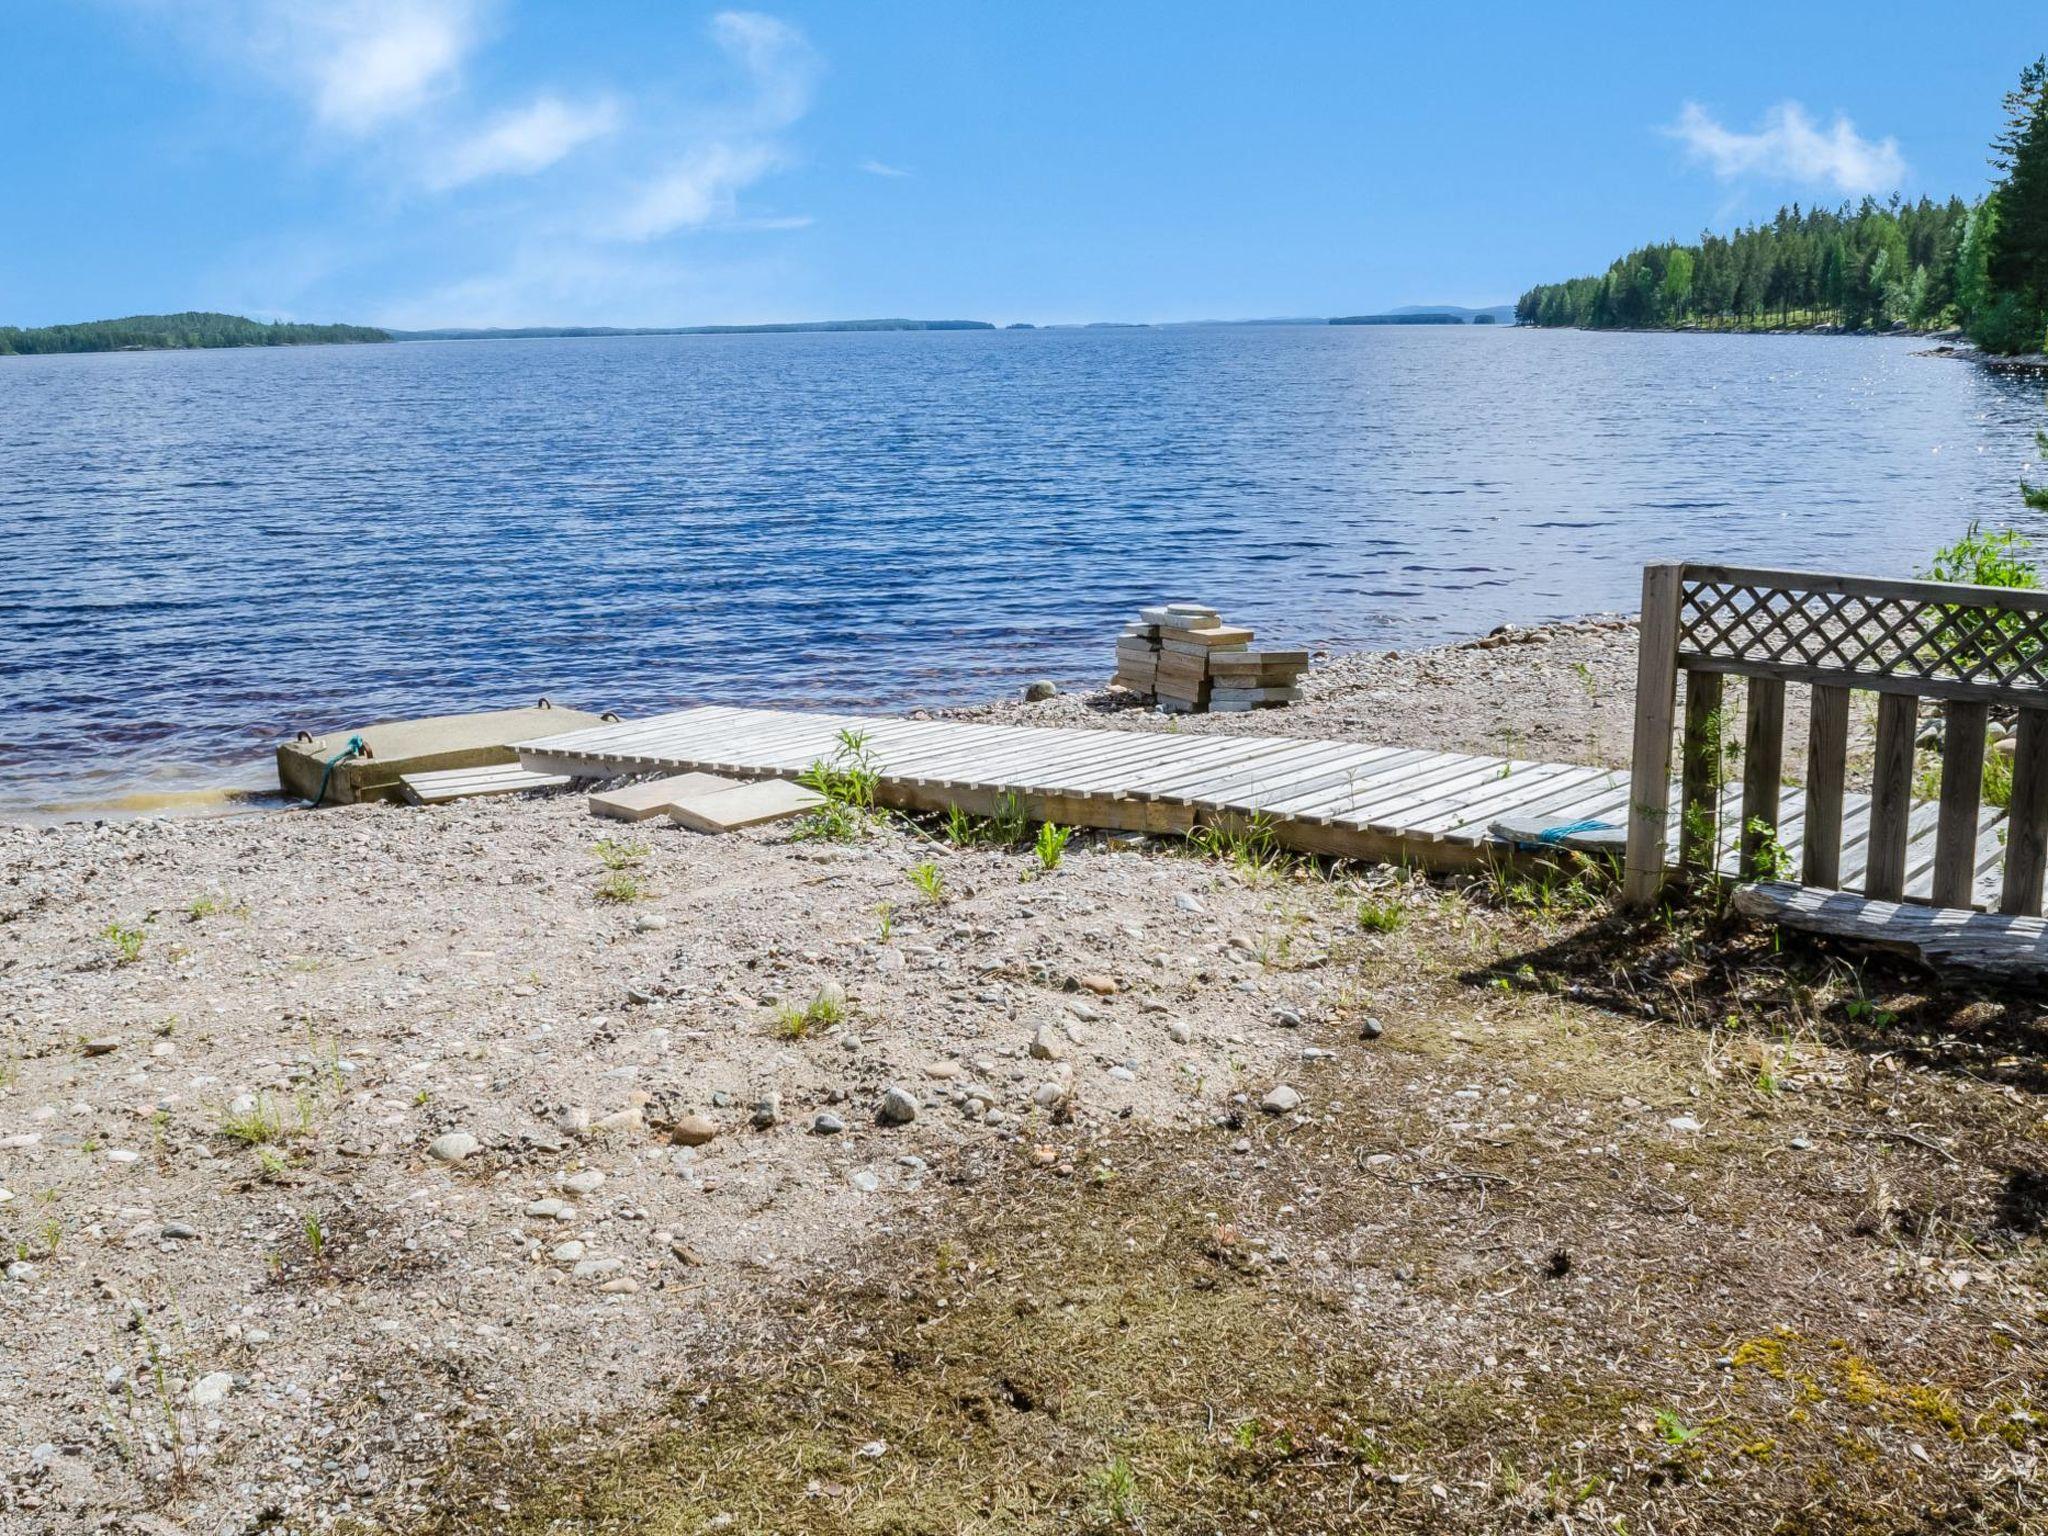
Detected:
[{"left": 1678, "top": 578, "right": 2048, "bottom": 696}]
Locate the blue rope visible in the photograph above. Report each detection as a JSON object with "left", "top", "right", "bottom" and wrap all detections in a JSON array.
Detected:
[
  {"left": 308, "top": 734, "right": 368, "bottom": 808},
  {"left": 1536, "top": 817, "right": 1618, "bottom": 844}
]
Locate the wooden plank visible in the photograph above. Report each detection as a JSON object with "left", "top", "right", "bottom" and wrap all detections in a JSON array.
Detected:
[
  {"left": 402, "top": 766, "right": 572, "bottom": 804},
  {"left": 1411, "top": 763, "right": 1608, "bottom": 838},
  {"left": 1931, "top": 700, "right": 1990, "bottom": 908},
  {"left": 2001, "top": 708, "right": 2048, "bottom": 916},
  {"left": 1801, "top": 683, "right": 1850, "bottom": 889},
  {"left": 1730, "top": 881, "right": 2048, "bottom": 979},
  {"left": 1678, "top": 671, "right": 1724, "bottom": 877},
  {"left": 1218, "top": 749, "right": 1442, "bottom": 818},
  {"left": 1677, "top": 657, "right": 2048, "bottom": 710},
  {"left": 1864, "top": 692, "right": 1918, "bottom": 902},
  {"left": 1679, "top": 562, "right": 2048, "bottom": 616},
  {"left": 1737, "top": 677, "right": 1786, "bottom": 879},
  {"left": 1624, "top": 563, "right": 1684, "bottom": 909}
]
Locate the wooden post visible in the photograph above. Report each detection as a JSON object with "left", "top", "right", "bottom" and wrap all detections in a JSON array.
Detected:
[
  {"left": 2000, "top": 708, "right": 2048, "bottom": 917},
  {"left": 1864, "top": 693, "right": 1917, "bottom": 902},
  {"left": 1931, "top": 700, "right": 1988, "bottom": 909},
  {"left": 1679, "top": 671, "right": 1724, "bottom": 876},
  {"left": 1802, "top": 684, "right": 1850, "bottom": 889},
  {"left": 1624, "top": 563, "right": 1685, "bottom": 910},
  {"left": 1738, "top": 678, "right": 1786, "bottom": 877}
]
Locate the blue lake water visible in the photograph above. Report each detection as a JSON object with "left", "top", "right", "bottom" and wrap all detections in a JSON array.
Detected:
[{"left": 4, "top": 324, "right": 2047, "bottom": 816}]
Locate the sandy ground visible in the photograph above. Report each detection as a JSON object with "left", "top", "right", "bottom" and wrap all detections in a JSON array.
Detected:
[{"left": 3, "top": 620, "right": 2042, "bottom": 1534}]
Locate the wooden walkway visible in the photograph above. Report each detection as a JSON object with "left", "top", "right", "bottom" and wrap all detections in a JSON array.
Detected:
[{"left": 515, "top": 706, "right": 2010, "bottom": 902}]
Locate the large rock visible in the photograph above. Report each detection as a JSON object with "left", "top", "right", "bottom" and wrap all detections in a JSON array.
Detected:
[{"left": 877, "top": 1086, "right": 919, "bottom": 1125}]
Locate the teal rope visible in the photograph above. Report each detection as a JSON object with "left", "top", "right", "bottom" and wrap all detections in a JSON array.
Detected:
[
  {"left": 308, "top": 734, "right": 368, "bottom": 808},
  {"left": 1536, "top": 817, "right": 1618, "bottom": 844}
]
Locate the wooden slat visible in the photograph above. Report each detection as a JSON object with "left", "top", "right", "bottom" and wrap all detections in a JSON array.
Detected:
[
  {"left": 1802, "top": 684, "right": 1849, "bottom": 889},
  {"left": 1679, "top": 671, "right": 1723, "bottom": 877},
  {"left": 1730, "top": 881, "right": 2048, "bottom": 979},
  {"left": 2001, "top": 709, "right": 2048, "bottom": 916},
  {"left": 1932, "top": 700, "right": 1989, "bottom": 909},
  {"left": 1864, "top": 693, "right": 1918, "bottom": 902},
  {"left": 1624, "top": 563, "right": 1684, "bottom": 909},
  {"left": 1738, "top": 678, "right": 1786, "bottom": 880}
]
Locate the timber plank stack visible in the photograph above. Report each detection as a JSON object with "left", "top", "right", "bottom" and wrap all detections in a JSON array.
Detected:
[{"left": 1111, "top": 602, "right": 1309, "bottom": 713}]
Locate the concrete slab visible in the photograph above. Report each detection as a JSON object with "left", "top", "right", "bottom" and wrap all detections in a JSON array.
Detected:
[
  {"left": 279, "top": 704, "right": 609, "bottom": 806},
  {"left": 589, "top": 772, "right": 740, "bottom": 822},
  {"left": 666, "top": 778, "right": 825, "bottom": 833}
]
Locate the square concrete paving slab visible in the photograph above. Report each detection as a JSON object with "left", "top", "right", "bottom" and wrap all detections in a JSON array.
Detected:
[
  {"left": 666, "top": 778, "right": 825, "bottom": 833},
  {"left": 589, "top": 772, "right": 741, "bottom": 822}
]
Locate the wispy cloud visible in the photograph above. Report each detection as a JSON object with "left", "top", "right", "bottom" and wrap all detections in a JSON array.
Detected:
[
  {"left": 859, "top": 158, "right": 911, "bottom": 178},
  {"left": 609, "top": 10, "right": 821, "bottom": 240},
  {"left": 132, "top": 0, "right": 496, "bottom": 134},
  {"left": 427, "top": 95, "right": 621, "bottom": 189},
  {"left": 1665, "top": 100, "right": 1905, "bottom": 197},
  {"left": 117, "top": 2, "right": 825, "bottom": 324}
]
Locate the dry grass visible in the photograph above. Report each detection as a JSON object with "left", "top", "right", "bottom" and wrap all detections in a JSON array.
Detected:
[{"left": 375, "top": 871, "right": 2048, "bottom": 1536}]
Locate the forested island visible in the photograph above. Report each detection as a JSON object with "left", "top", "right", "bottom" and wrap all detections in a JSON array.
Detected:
[
  {"left": 1517, "top": 60, "right": 2048, "bottom": 355},
  {"left": 0, "top": 312, "right": 390, "bottom": 356}
]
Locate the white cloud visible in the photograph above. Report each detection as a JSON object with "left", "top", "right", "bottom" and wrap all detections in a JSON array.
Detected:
[
  {"left": 133, "top": 0, "right": 494, "bottom": 134},
  {"left": 708, "top": 10, "right": 819, "bottom": 129},
  {"left": 608, "top": 11, "right": 820, "bottom": 240},
  {"left": 614, "top": 142, "right": 784, "bottom": 239},
  {"left": 427, "top": 95, "right": 621, "bottom": 189},
  {"left": 859, "top": 158, "right": 911, "bottom": 178},
  {"left": 1666, "top": 101, "right": 1905, "bottom": 196}
]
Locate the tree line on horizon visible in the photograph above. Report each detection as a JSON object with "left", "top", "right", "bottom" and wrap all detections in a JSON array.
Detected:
[
  {"left": 1516, "top": 60, "right": 2048, "bottom": 354},
  {"left": 0, "top": 311, "right": 390, "bottom": 356}
]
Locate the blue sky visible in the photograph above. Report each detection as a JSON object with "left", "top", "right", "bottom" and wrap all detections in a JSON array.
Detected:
[{"left": 2, "top": 2, "right": 2041, "bottom": 329}]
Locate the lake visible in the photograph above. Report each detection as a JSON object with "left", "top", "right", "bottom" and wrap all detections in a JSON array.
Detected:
[{"left": 4, "top": 324, "right": 2045, "bottom": 817}]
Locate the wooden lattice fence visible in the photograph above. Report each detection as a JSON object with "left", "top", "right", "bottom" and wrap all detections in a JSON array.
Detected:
[{"left": 1622, "top": 562, "right": 2048, "bottom": 914}]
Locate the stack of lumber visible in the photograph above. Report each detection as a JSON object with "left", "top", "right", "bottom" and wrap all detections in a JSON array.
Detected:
[{"left": 1111, "top": 602, "right": 1308, "bottom": 713}]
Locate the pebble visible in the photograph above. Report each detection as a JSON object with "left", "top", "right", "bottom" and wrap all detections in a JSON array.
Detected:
[
  {"left": 161, "top": 1221, "right": 199, "bottom": 1241},
  {"left": 427, "top": 1131, "right": 480, "bottom": 1163},
  {"left": 5, "top": 1261, "right": 32, "bottom": 1283},
  {"left": 812, "top": 1113, "right": 845, "bottom": 1135},
  {"left": 877, "top": 1086, "right": 919, "bottom": 1125},
  {"left": 1273, "top": 1007, "right": 1303, "bottom": 1029},
  {"left": 1028, "top": 1025, "right": 1068, "bottom": 1062},
  {"left": 876, "top": 948, "right": 907, "bottom": 975},
  {"left": 560, "top": 1170, "right": 606, "bottom": 1195},
  {"left": 82, "top": 1037, "right": 122, "bottom": 1057},
  {"left": 849, "top": 1169, "right": 882, "bottom": 1193},
  {"left": 1173, "top": 892, "right": 1204, "bottom": 914},
  {"left": 1023, "top": 680, "right": 1058, "bottom": 701},
  {"left": 599, "top": 1277, "right": 639, "bottom": 1294},
  {"left": 670, "top": 1114, "right": 718, "bottom": 1147},
  {"left": 572, "top": 1257, "right": 626, "bottom": 1280},
  {"left": 1260, "top": 1085, "right": 1302, "bottom": 1114},
  {"left": 1666, "top": 1115, "right": 1704, "bottom": 1133},
  {"left": 632, "top": 914, "right": 669, "bottom": 933},
  {"left": 1107, "top": 1066, "right": 1135, "bottom": 1082},
  {"left": 1077, "top": 974, "right": 1117, "bottom": 996},
  {"left": 751, "top": 1094, "right": 783, "bottom": 1130},
  {"left": 591, "top": 1106, "right": 643, "bottom": 1135},
  {"left": 1789, "top": 1136, "right": 1813, "bottom": 1151},
  {"left": 525, "top": 1198, "right": 573, "bottom": 1220},
  {"left": 815, "top": 979, "right": 847, "bottom": 1011},
  {"left": 1166, "top": 1020, "right": 1194, "bottom": 1044},
  {"left": 1359, "top": 1017, "right": 1385, "bottom": 1040},
  {"left": 552, "top": 1240, "right": 587, "bottom": 1263},
  {"left": 555, "top": 1106, "right": 591, "bottom": 1138},
  {"left": 190, "top": 1372, "right": 234, "bottom": 1406}
]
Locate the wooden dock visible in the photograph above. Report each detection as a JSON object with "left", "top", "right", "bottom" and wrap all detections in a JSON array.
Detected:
[{"left": 515, "top": 705, "right": 2009, "bottom": 902}]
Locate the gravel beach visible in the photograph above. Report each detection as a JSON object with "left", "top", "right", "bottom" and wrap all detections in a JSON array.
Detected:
[{"left": 3, "top": 619, "right": 2041, "bottom": 1534}]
